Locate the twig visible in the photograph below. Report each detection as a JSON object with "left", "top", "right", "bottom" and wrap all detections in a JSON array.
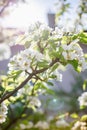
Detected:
[{"left": 0, "top": 58, "right": 59, "bottom": 104}]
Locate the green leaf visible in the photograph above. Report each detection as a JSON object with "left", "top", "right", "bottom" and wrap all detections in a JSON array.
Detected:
[
  {"left": 49, "top": 74, "right": 57, "bottom": 79},
  {"left": 81, "top": 115, "right": 87, "bottom": 122},
  {"left": 70, "top": 113, "right": 79, "bottom": 119},
  {"left": 34, "top": 82, "right": 55, "bottom": 95},
  {"left": 46, "top": 88, "right": 55, "bottom": 95},
  {"left": 47, "top": 81, "right": 54, "bottom": 86},
  {"left": 83, "top": 80, "right": 87, "bottom": 90},
  {"left": 68, "top": 60, "right": 78, "bottom": 71},
  {"left": 9, "top": 70, "right": 22, "bottom": 80},
  {"left": 51, "top": 63, "right": 59, "bottom": 72},
  {"left": 72, "top": 34, "right": 79, "bottom": 40},
  {"left": 37, "top": 60, "right": 49, "bottom": 68},
  {"left": 80, "top": 105, "right": 86, "bottom": 109},
  {"left": 49, "top": 51, "right": 59, "bottom": 58},
  {"left": 5, "top": 85, "right": 14, "bottom": 91},
  {"left": 79, "top": 32, "right": 87, "bottom": 44},
  {"left": 49, "top": 40, "right": 57, "bottom": 50}
]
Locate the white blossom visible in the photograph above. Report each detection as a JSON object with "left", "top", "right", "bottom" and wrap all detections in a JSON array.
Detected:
[
  {"left": 47, "top": 116, "right": 54, "bottom": 122},
  {"left": 62, "top": 40, "right": 87, "bottom": 71},
  {"left": 72, "top": 121, "right": 81, "bottom": 130},
  {"left": 62, "top": 51, "right": 68, "bottom": 60},
  {"left": 17, "top": 86, "right": 33, "bottom": 97},
  {"left": 36, "top": 108, "right": 44, "bottom": 114},
  {"left": 26, "top": 121, "right": 33, "bottom": 129},
  {"left": 52, "top": 69, "right": 62, "bottom": 82},
  {"left": 17, "top": 88, "right": 25, "bottom": 97},
  {"left": 0, "top": 103, "right": 8, "bottom": 115},
  {"left": 35, "top": 121, "right": 49, "bottom": 129},
  {"left": 56, "top": 0, "right": 64, "bottom": 11},
  {"left": 80, "top": 59, "right": 87, "bottom": 71},
  {"left": 20, "top": 124, "right": 26, "bottom": 129},
  {"left": 28, "top": 97, "right": 41, "bottom": 108},
  {"left": 52, "top": 27, "right": 64, "bottom": 39},
  {"left": 0, "top": 44, "right": 11, "bottom": 61},
  {"left": 8, "top": 48, "right": 44, "bottom": 72},
  {"left": 0, "top": 103, "right": 8, "bottom": 124},
  {"left": 56, "top": 119, "right": 69, "bottom": 128},
  {"left": 39, "top": 24, "right": 52, "bottom": 34},
  {"left": 20, "top": 122, "right": 33, "bottom": 129},
  {"left": 0, "top": 114, "right": 7, "bottom": 123},
  {"left": 78, "top": 92, "right": 87, "bottom": 106},
  {"left": 26, "top": 22, "right": 52, "bottom": 43}
]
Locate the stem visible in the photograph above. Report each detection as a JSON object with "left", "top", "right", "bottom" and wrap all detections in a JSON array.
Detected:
[{"left": 0, "top": 58, "right": 59, "bottom": 104}]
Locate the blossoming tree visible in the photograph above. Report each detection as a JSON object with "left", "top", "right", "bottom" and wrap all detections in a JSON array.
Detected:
[
  {"left": 0, "top": 21, "right": 87, "bottom": 130},
  {"left": 0, "top": 0, "right": 87, "bottom": 130}
]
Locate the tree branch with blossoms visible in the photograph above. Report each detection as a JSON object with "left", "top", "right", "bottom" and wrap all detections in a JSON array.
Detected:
[
  {"left": 0, "top": 22, "right": 87, "bottom": 127},
  {"left": 0, "top": 58, "right": 59, "bottom": 104}
]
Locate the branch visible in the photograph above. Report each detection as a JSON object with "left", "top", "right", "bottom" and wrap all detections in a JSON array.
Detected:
[
  {"left": 0, "top": 74, "right": 33, "bottom": 104},
  {"left": 0, "top": 58, "right": 59, "bottom": 104},
  {"left": 0, "top": 0, "right": 11, "bottom": 16},
  {"left": 37, "top": 41, "right": 44, "bottom": 54}
]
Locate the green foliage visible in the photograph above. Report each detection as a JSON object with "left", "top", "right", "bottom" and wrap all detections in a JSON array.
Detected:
[{"left": 78, "top": 32, "right": 87, "bottom": 44}]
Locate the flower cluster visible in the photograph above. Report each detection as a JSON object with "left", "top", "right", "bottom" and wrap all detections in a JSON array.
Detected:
[
  {"left": 19, "top": 121, "right": 49, "bottom": 130},
  {"left": 52, "top": 27, "right": 65, "bottom": 39},
  {"left": 35, "top": 121, "right": 49, "bottom": 129},
  {"left": 56, "top": 119, "right": 69, "bottom": 128},
  {"left": 52, "top": 69, "right": 62, "bottom": 82},
  {"left": 62, "top": 40, "right": 87, "bottom": 71},
  {"left": 72, "top": 115, "right": 87, "bottom": 130},
  {"left": 17, "top": 22, "right": 52, "bottom": 47},
  {"left": 0, "top": 102, "right": 8, "bottom": 123},
  {"left": 20, "top": 122, "right": 33, "bottom": 129},
  {"left": 18, "top": 117, "right": 70, "bottom": 130},
  {"left": 28, "top": 96, "right": 41, "bottom": 108},
  {"left": 8, "top": 48, "right": 44, "bottom": 72},
  {"left": 72, "top": 121, "right": 81, "bottom": 130},
  {"left": 17, "top": 88, "right": 41, "bottom": 108},
  {"left": 17, "top": 86, "right": 33, "bottom": 97},
  {"left": 28, "top": 22, "right": 52, "bottom": 41},
  {"left": 55, "top": 0, "right": 87, "bottom": 32},
  {"left": 78, "top": 92, "right": 87, "bottom": 107}
]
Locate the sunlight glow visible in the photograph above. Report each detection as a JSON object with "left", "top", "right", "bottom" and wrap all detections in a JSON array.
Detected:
[{"left": 2, "top": 2, "right": 47, "bottom": 29}]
